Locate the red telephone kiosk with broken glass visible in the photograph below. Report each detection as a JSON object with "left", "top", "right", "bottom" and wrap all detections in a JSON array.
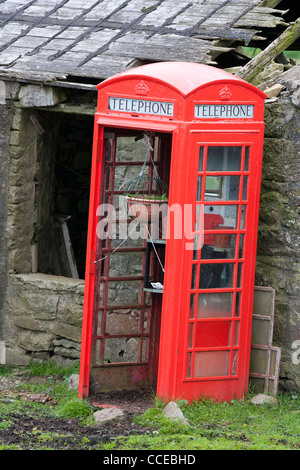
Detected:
[{"left": 79, "top": 62, "right": 266, "bottom": 402}]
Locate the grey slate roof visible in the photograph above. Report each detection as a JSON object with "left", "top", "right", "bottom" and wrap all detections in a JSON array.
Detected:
[{"left": 0, "top": 0, "right": 289, "bottom": 84}]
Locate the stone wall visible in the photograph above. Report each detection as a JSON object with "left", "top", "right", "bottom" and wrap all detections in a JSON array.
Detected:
[
  {"left": 0, "top": 83, "right": 90, "bottom": 366},
  {"left": 256, "top": 65, "right": 300, "bottom": 391},
  {"left": 6, "top": 105, "right": 39, "bottom": 274},
  {"left": 0, "top": 88, "right": 14, "bottom": 340},
  {"left": 3, "top": 273, "right": 84, "bottom": 366}
]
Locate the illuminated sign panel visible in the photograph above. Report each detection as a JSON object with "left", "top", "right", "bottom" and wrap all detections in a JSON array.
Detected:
[
  {"left": 109, "top": 97, "right": 174, "bottom": 116},
  {"left": 195, "top": 104, "right": 254, "bottom": 119}
]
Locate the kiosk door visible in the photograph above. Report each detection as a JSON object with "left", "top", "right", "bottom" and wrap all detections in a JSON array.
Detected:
[
  {"left": 176, "top": 131, "right": 262, "bottom": 401},
  {"left": 90, "top": 129, "right": 170, "bottom": 391}
]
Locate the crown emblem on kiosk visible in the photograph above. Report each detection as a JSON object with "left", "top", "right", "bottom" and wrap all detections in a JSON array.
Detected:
[
  {"left": 219, "top": 85, "right": 232, "bottom": 101},
  {"left": 135, "top": 81, "right": 149, "bottom": 96}
]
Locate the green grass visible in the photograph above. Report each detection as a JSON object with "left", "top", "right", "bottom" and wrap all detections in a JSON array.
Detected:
[
  {"left": 0, "top": 361, "right": 300, "bottom": 450},
  {"left": 105, "top": 393, "right": 300, "bottom": 450},
  {"left": 0, "top": 361, "right": 94, "bottom": 422}
]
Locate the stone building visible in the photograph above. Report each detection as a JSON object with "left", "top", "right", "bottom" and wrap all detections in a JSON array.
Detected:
[{"left": 0, "top": 0, "right": 299, "bottom": 392}]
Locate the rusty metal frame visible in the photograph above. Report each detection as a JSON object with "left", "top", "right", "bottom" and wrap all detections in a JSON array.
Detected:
[{"left": 92, "top": 130, "right": 164, "bottom": 382}]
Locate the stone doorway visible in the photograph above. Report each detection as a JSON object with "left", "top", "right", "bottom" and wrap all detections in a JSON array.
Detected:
[{"left": 32, "top": 110, "right": 93, "bottom": 280}]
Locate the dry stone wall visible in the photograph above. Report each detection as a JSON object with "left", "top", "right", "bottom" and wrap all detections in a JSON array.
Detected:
[
  {"left": 3, "top": 273, "right": 84, "bottom": 366},
  {"left": 0, "top": 88, "right": 14, "bottom": 340}
]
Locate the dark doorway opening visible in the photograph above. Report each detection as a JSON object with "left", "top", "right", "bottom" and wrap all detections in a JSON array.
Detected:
[{"left": 35, "top": 111, "right": 93, "bottom": 279}]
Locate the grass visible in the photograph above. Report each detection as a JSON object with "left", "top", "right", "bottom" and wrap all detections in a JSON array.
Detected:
[
  {"left": 0, "top": 361, "right": 300, "bottom": 450},
  {"left": 108, "top": 394, "right": 300, "bottom": 451},
  {"left": 0, "top": 361, "right": 94, "bottom": 423}
]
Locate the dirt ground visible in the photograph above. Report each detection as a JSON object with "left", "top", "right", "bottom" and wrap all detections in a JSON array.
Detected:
[{"left": 0, "top": 375, "right": 157, "bottom": 450}]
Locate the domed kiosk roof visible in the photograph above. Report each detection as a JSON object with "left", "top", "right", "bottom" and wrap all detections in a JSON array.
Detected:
[{"left": 97, "top": 61, "right": 266, "bottom": 99}]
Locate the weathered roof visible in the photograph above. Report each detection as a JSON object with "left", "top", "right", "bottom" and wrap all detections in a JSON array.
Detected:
[
  {"left": 0, "top": 0, "right": 290, "bottom": 86},
  {"left": 98, "top": 61, "right": 266, "bottom": 98}
]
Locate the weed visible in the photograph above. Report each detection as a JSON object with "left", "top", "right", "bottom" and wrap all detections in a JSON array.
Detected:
[
  {"left": 53, "top": 396, "right": 95, "bottom": 421},
  {"left": 25, "top": 359, "right": 79, "bottom": 379},
  {"left": 1, "top": 362, "right": 300, "bottom": 450}
]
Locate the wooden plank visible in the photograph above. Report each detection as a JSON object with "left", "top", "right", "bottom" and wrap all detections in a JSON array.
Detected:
[
  {"left": 236, "top": 18, "right": 300, "bottom": 82},
  {"left": 109, "top": 45, "right": 211, "bottom": 63}
]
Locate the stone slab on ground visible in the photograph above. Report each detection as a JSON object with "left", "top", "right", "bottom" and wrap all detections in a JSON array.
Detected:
[
  {"left": 250, "top": 393, "right": 279, "bottom": 406},
  {"left": 94, "top": 407, "right": 124, "bottom": 426},
  {"left": 162, "top": 401, "right": 189, "bottom": 425}
]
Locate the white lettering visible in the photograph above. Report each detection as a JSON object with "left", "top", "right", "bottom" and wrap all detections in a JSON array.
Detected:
[
  {"left": 109, "top": 96, "right": 174, "bottom": 116},
  {"left": 292, "top": 340, "right": 300, "bottom": 365},
  {"left": 147, "top": 454, "right": 196, "bottom": 464},
  {"left": 195, "top": 104, "right": 254, "bottom": 119},
  {"left": 103, "top": 455, "right": 138, "bottom": 467}
]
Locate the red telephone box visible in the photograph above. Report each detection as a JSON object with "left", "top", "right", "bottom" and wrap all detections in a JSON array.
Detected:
[{"left": 79, "top": 62, "right": 266, "bottom": 402}]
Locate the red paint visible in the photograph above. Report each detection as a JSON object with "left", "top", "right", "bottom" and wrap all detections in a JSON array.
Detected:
[{"left": 79, "top": 62, "right": 266, "bottom": 402}]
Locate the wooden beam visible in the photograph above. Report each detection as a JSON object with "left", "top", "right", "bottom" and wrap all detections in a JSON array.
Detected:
[{"left": 236, "top": 18, "right": 300, "bottom": 82}]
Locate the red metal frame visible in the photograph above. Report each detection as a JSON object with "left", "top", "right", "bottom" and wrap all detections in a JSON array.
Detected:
[
  {"left": 79, "top": 62, "right": 266, "bottom": 402},
  {"left": 79, "top": 122, "right": 103, "bottom": 398},
  {"left": 93, "top": 132, "right": 163, "bottom": 383}
]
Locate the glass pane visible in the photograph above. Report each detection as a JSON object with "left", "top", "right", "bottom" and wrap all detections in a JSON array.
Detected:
[
  {"left": 232, "top": 322, "right": 239, "bottom": 346},
  {"left": 199, "top": 263, "right": 234, "bottom": 289},
  {"left": 201, "top": 234, "right": 236, "bottom": 258},
  {"left": 196, "top": 176, "right": 202, "bottom": 201},
  {"left": 235, "top": 292, "right": 241, "bottom": 317},
  {"left": 244, "top": 147, "right": 250, "bottom": 171},
  {"left": 206, "top": 146, "right": 242, "bottom": 171},
  {"left": 270, "top": 349, "right": 279, "bottom": 375},
  {"left": 231, "top": 350, "right": 238, "bottom": 375},
  {"left": 253, "top": 289, "right": 274, "bottom": 316},
  {"left": 249, "top": 348, "right": 268, "bottom": 374},
  {"left": 239, "top": 234, "right": 244, "bottom": 258},
  {"left": 195, "top": 204, "right": 203, "bottom": 231},
  {"left": 191, "top": 264, "right": 197, "bottom": 289},
  {"left": 190, "top": 294, "right": 195, "bottom": 318},
  {"left": 197, "top": 292, "right": 233, "bottom": 318},
  {"left": 198, "top": 147, "right": 204, "bottom": 172},
  {"left": 195, "top": 321, "right": 231, "bottom": 347},
  {"left": 251, "top": 318, "right": 270, "bottom": 345},
  {"left": 205, "top": 175, "right": 240, "bottom": 201},
  {"left": 186, "top": 353, "right": 192, "bottom": 378},
  {"left": 204, "top": 205, "right": 238, "bottom": 230},
  {"left": 240, "top": 205, "right": 246, "bottom": 229},
  {"left": 188, "top": 323, "right": 194, "bottom": 348},
  {"left": 242, "top": 175, "right": 248, "bottom": 200},
  {"left": 204, "top": 176, "right": 222, "bottom": 198},
  {"left": 194, "top": 351, "right": 229, "bottom": 377},
  {"left": 237, "top": 263, "right": 243, "bottom": 287},
  {"left": 193, "top": 234, "right": 201, "bottom": 260}
]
